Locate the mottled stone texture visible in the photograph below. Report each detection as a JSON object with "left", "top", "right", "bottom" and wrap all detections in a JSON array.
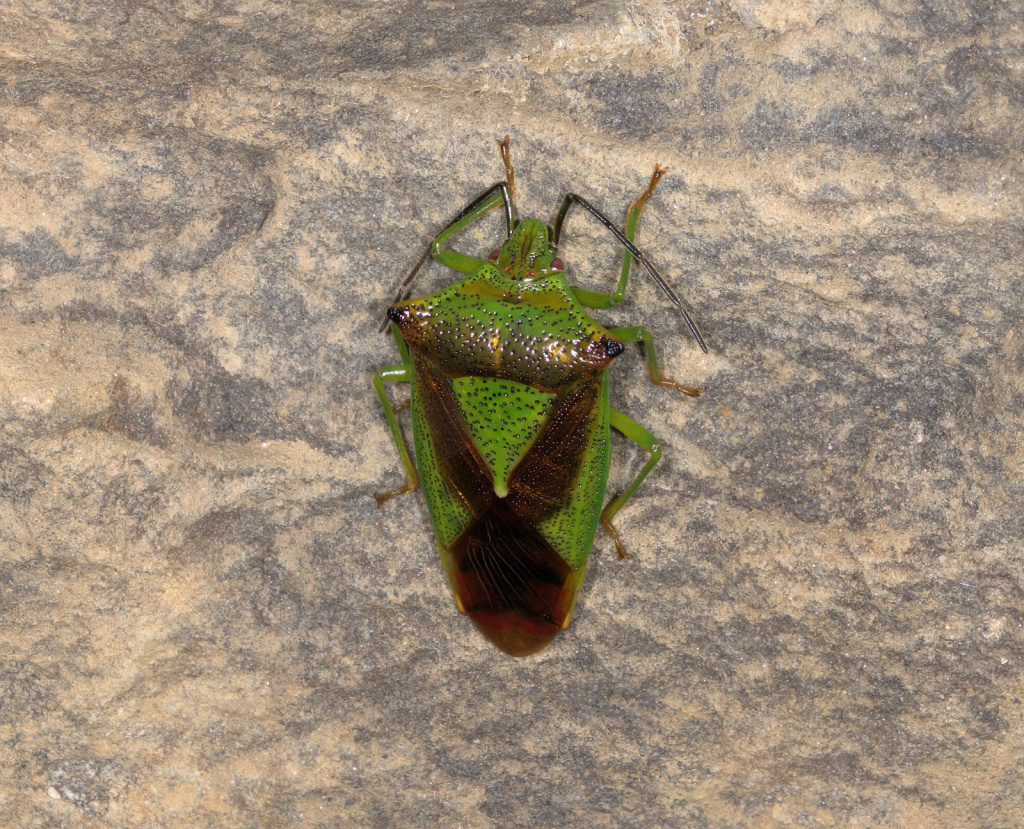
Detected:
[{"left": 1, "top": 0, "right": 1022, "bottom": 826}]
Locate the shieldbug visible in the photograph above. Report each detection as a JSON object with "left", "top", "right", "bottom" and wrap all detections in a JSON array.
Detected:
[{"left": 374, "top": 137, "right": 706, "bottom": 656}]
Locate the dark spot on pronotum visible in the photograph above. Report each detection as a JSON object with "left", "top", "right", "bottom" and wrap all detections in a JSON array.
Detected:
[
  {"left": 583, "top": 336, "right": 624, "bottom": 363},
  {"left": 387, "top": 305, "right": 412, "bottom": 326},
  {"left": 603, "top": 337, "right": 624, "bottom": 358}
]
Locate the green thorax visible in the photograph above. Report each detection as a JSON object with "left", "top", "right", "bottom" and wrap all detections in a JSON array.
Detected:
[{"left": 388, "top": 252, "right": 625, "bottom": 392}]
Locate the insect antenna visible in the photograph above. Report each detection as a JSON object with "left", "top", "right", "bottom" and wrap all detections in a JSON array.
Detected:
[
  {"left": 379, "top": 180, "right": 514, "bottom": 333},
  {"left": 551, "top": 193, "right": 708, "bottom": 353}
]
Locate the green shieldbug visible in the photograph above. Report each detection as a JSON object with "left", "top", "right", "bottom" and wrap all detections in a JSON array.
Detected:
[{"left": 374, "top": 138, "right": 707, "bottom": 656}]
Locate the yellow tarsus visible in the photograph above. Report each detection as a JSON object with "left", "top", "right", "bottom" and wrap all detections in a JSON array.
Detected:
[
  {"left": 627, "top": 164, "right": 668, "bottom": 225},
  {"left": 498, "top": 135, "right": 516, "bottom": 200}
]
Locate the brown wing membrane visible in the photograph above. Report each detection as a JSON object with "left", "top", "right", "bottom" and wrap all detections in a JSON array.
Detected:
[{"left": 449, "top": 499, "right": 573, "bottom": 656}]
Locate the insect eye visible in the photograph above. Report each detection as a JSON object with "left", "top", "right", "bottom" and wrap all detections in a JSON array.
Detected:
[
  {"left": 488, "top": 248, "right": 501, "bottom": 261},
  {"left": 550, "top": 257, "right": 563, "bottom": 271}
]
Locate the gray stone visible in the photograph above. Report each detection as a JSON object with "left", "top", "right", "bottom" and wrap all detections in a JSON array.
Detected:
[{"left": 2, "top": 0, "right": 1022, "bottom": 826}]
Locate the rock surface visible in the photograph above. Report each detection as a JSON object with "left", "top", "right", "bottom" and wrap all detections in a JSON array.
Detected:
[{"left": 2, "top": 0, "right": 1023, "bottom": 826}]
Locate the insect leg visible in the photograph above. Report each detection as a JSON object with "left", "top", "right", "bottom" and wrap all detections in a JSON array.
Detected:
[
  {"left": 607, "top": 325, "right": 703, "bottom": 398},
  {"left": 565, "top": 165, "right": 667, "bottom": 310},
  {"left": 602, "top": 409, "right": 663, "bottom": 559},
  {"left": 551, "top": 187, "right": 707, "bottom": 353},
  {"left": 379, "top": 181, "right": 513, "bottom": 332},
  {"left": 373, "top": 364, "right": 420, "bottom": 506},
  {"left": 431, "top": 180, "right": 514, "bottom": 273}
]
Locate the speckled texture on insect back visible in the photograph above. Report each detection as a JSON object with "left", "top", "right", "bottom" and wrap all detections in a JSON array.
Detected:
[
  {"left": 390, "top": 264, "right": 624, "bottom": 391},
  {"left": 449, "top": 376, "right": 553, "bottom": 496},
  {"left": 391, "top": 254, "right": 617, "bottom": 570}
]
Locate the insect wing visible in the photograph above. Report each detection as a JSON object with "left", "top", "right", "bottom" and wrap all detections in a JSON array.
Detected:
[{"left": 411, "top": 358, "right": 611, "bottom": 655}]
